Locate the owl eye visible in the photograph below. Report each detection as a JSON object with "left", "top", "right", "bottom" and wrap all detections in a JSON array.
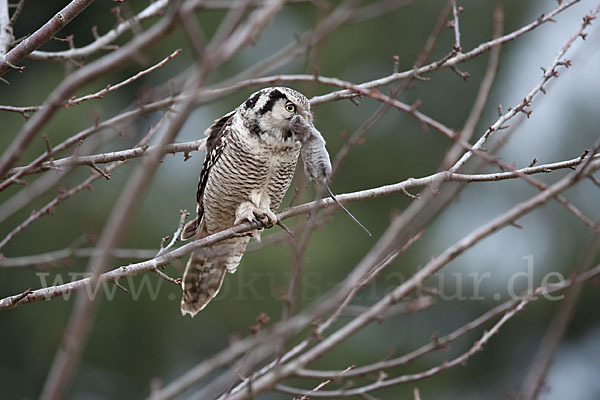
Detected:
[{"left": 285, "top": 103, "right": 295, "bottom": 113}]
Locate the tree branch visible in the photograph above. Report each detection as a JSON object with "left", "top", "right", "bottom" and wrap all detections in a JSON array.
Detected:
[
  {"left": 275, "top": 259, "right": 600, "bottom": 398},
  {"left": 450, "top": 3, "right": 598, "bottom": 172},
  {"left": 6, "top": 139, "right": 205, "bottom": 178},
  {"left": 28, "top": 0, "right": 169, "bottom": 61},
  {"left": 0, "top": 0, "right": 96, "bottom": 76}
]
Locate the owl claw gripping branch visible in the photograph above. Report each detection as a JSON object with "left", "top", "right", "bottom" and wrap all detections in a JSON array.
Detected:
[{"left": 179, "top": 87, "right": 369, "bottom": 317}]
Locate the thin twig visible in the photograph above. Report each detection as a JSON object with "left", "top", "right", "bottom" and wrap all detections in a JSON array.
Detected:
[
  {"left": 441, "top": 2, "right": 503, "bottom": 169},
  {"left": 156, "top": 209, "right": 189, "bottom": 258},
  {"left": 296, "top": 365, "right": 356, "bottom": 400},
  {"left": 28, "top": 0, "right": 169, "bottom": 61},
  {"left": 451, "top": 0, "right": 461, "bottom": 52},
  {"left": 66, "top": 49, "right": 181, "bottom": 107}
]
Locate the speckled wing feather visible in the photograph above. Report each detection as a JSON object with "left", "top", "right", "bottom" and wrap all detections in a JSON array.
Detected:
[{"left": 181, "top": 111, "right": 235, "bottom": 240}]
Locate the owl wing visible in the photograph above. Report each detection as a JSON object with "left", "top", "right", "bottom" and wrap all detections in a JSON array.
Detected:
[{"left": 181, "top": 110, "right": 235, "bottom": 240}]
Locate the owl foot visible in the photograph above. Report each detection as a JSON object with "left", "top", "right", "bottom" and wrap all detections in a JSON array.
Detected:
[
  {"left": 235, "top": 202, "right": 277, "bottom": 232},
  {"left": 252, "top": 208, "right": 277, "bottom": 228}
]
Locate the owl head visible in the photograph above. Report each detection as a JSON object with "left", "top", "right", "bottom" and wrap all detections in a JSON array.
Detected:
[{"left": 239, "top": 87, "right": 313, "bottom": 142}]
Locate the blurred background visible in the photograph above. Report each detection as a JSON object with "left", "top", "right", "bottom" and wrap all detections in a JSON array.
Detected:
[{"left": 1, "top": 0, "right": 599, "bottom": 399}]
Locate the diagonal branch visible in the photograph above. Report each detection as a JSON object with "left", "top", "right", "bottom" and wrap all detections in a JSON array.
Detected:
[
  {"left": 310, "top": 0, "right": 582, "bottom": 105},
  {"left": 449, "top": 4, "right": 599, "bottom": 172},
  {"left": 518, "top": 235, "right": 600, "bottom": 400},
  {"left": 38, "top": 67, "right": 191, "bottom": 400},
  {"left": 0, "top": 0, "right": 96, "bottom": 76},
  {"left": 2, "top": 153, "right": 598, "bottom": 309},
  {"left": 276, "top": 260, "right": 600, "bottom": 397},
  {"left": 28, "top": 0, "right": 169, "bottom": 61},
  {"left": 0, "top": 3, "right": 181, "bottom": 181},
  {"left": 221, "top": 158, "right": 600, "bottom": 400}
]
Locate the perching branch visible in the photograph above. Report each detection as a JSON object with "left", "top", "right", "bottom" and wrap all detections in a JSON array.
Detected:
[{"left": 2, "top": 154, "right": 598, "bottom": 310}]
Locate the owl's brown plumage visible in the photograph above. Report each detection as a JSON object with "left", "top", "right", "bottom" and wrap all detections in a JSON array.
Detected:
[{"left": 180, "top": 87, "right": 314, "bottom": 316}]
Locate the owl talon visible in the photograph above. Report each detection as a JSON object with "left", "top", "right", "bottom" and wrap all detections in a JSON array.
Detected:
[
  {"left": 235, "top": 202, "right": 277, "bottom": 229},
  {"left": 252, "top": 209, "right": 277, "bottom": 228}
]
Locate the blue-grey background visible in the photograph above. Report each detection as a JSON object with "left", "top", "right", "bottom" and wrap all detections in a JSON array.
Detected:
[{"left": 1, "top": 0, "right": 599, "bottom": 399}]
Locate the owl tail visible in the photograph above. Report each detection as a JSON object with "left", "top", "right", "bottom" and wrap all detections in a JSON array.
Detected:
[{"left": 180, "top": 237, "right": 249, "bottom": 317}]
